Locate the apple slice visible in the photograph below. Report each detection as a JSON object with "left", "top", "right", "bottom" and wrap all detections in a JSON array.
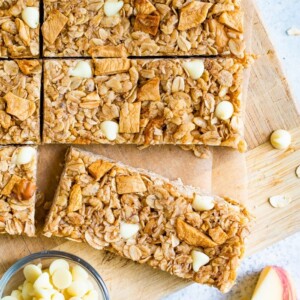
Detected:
[{"left": 251, "top": 266, "right": 297, "bottom": 300}]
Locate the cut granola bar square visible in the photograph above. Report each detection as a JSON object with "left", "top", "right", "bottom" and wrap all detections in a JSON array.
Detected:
[
  {"left": 43, "top": 58, "right": 249, "bottom": 151},
  {"left": 0, "top": 60, "right": 41, "bottom": 144},
  {"left": 42, "top": 0, "right": 245, "bottom": 58},
  {"left": 0, "top": 146, "right": 37, "bottom": 236},
  {"left": 44, "top": 147, "right": 251, "bottom": 292},
  {"left": 0, "top": 0, "right": 40, "bottom": 58}
]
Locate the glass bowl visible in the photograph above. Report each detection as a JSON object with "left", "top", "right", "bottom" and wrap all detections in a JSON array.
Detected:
[{"left": 0, "top": 250, "right": 110, "bottom": 300}]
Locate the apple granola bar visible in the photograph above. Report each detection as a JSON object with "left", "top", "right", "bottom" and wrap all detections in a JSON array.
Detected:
[
  {"left": 42, "top": 0, "right": 244, "bottom": 58},
  {"left": 44, "top": 147, "right": 251, "bottom": 292},
  {"left": 0, "top": 0, "right": 40, "bottom": 58},
  {"left": 0, "top": 146, "right": 37, "bottom": 236},
  {"left": 43, "top": 58, "right": 249, "bottom": 151},
  {"left": 0, "top": 60, "right": 41, "bottom": 144}
]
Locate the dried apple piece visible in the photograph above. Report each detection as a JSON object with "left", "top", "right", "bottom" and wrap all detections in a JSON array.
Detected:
[
  {"left": 16, "top": 60, "right": 41, "bottom": 75},
  {"left": 134, "top": 14, "right": 160, "bottom": 36},
  {"left": 135, "top": 0, "right": 156, "bottom": 14},
  {"left": 4, "top": 92, "right": 36, "bottom": 121},
  {"left": 94, "top": 58, "right": 130, "bottom": 75},
  {"left": 176, "top": 218, "right": 217, "bottom": 248},
  {"left": 116, "top": 174, "right": 147, "bottom": 194},
  {"left": 68, "top": 184, "right": 82, "bottom": 212},
  {"left": 178, "top": 1, "right": 212, "bottom": 31},
  {"left": 219, "top": 11, "right": 244, "bottom": 33},
  {"left": 119, "top": 102, "right": 141, "bottom": 133},
  {"left": 42, "top": 10, "right": 68, "bottom": 44},
  {"left": 88, "top": 160, "right": 114, "bottom": 181},
  {"left": 137, "top": 77, "right": 161, "bottom": 101}
]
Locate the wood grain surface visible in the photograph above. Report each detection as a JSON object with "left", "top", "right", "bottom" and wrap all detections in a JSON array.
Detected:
[{"left": 0, "top": 1, "right": 299, "bottom": 300}]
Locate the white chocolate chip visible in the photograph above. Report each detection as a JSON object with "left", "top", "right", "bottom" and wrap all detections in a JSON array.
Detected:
[
  {"left": 33, "top": 273, "right": 53, "bottom": 290},
  {"left": 192, "top": 195, "right": 214, "bottom": 211},
  {"left": 22, "top": 7, "right": 39, "bottom": 29},
  {"left": 296, "top": 166, "right": 300, "bottom": 178},
  {"left": 215, "top": 101, "right": 234, "bottom": 120},
  {"left": 269, "top": 195, "right": 291, "bottom": 208},
  {"left": 120, "top": 222, "right": 139, "bottom": 239},
  {"left": 23, "top": 264, "right": 42, "bottom": 283},
  {"left": 270, "top": 129, "right": 291, "bottom": 150},
  {"left": 100, "top": 120, "right": 119, "bottom": 141},
  {"left": 182, "top": 60, "right": 205, "bottom": 80},
  {"left": 83, "top": 290, "right": 99, "bottom": 300},
  {"left": 2, "top": 297, "right": 20, "bottom": 300},
  {"left": 104, "top": 0, "right": 124, "bottom": 17},
  {"left": 11, "top": 290, "right": 22, "bottom": 300},
  {"left": 191, "top": 250, "right": 210, "bottom": 272},
  {"left": 49, "top": 259, "right": 69, "bottom": 275},
  {"left": 71, "top": 265, "right": 89, "bottom": 281},
  {"left": 67, "top": 281, "right": 89, "bottom": 297},
  {"left": 22, "top": 282, "right": 35, "bottom": 299},
  {"left": 34, "top": 287, "right": 54, "bottom": 299},
  {"left": 16, "top": 147, "right": 36, "bottom": 165},
  {"left": 69, "top": 61, "right": 93, "bottom": 78},
  {"left": 52, "top": 268, "right": 72, "bottom": 290},
  {"left": 52, "top": 292, "right": 65, "bottom": 300}
]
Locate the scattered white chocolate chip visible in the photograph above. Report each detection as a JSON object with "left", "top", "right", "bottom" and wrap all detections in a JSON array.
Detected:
[
  {"left": 269, "top": 195, "right": 291, "bottom": 208},
  {"left": 52, "top": 268, "right": 72, "bottom": 290},
  {"left": 22, "top": 7, "right": 39, "bottom": 29},
  {"left": 191, "top": 250, "right": 210, "bottom": 272},
  {"left": 100, "top": 120, "right": 119, "bottom": 141},
  {"left": 215, "top": 101, "right": 234, "bottom": 120},
  {"left": 296, "top": 165, "right": 300, "bottom": 178},
  {"left": 23, "top": 264, "right": 42, "bottom": 283},
  {"left": 71, "top": 265, "right": 89, "bottom": 281},
  {"left": 270, "top": 129, "right": 291, "bottom": 150},
  {"left": 15, "top": 147, "right": 36, "bottom": 165},
  {"left": 286, "top": 27, "right": 300, "bottom": 36},
  {"left": 182, "top": 60, "right": 205, "bottom": 80},
  {"left": 67, "top": 281, "right": 89, "bottom": 297},
  {"left": 192, "top": 195, "right": 215, "bottom": 211},
  {"left": 49, "top": 259, "right": 69, "bottom": 275},
  {"left": 120, "top": 222, "right": 140, "bottom": 239},
  {"left": 2, "top": 297, "right": 19, "bottom": 300},
  {"left": 104, "top": 0, "right": 124, "bottom": 17},
  {"left": 69, "top": 61, "right": 93, "bottom": 78}
]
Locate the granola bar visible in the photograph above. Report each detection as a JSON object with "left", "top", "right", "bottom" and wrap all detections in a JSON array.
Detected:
[
  {"left": 43, "top": 58, "right": 248, "bottom": 151},
  {"left": 0, "top": 60, "right": 41, "bottom": 144},
  {"left": 42, "top": 0, "right": 245, "bottom": 58},
  {"left": 44, "top": 147, "right": 251, "bottom": 292},
  {"left": 0, "top": 0, "right": 40, "bottom": 58},
  {"left": 0, "top": 146, "right": 37, "bottom": 236}
]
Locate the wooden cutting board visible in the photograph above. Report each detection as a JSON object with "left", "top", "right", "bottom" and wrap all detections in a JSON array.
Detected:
[{"left": 1, "top": 1, "right": 300, "bottom": 299}]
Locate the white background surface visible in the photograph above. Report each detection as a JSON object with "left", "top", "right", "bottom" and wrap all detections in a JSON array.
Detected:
[{"left": 164, "top": 1, "right": 300, "bottom": 299}]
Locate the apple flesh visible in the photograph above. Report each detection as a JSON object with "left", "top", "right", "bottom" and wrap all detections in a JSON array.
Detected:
[{"left": 251, "top": 266, "right": 297, "bottom": 300}]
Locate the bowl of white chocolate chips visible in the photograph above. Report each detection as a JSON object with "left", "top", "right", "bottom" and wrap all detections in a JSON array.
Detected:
[{"left": 0, "top": 251, "right": 109, "bottom": 300}]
